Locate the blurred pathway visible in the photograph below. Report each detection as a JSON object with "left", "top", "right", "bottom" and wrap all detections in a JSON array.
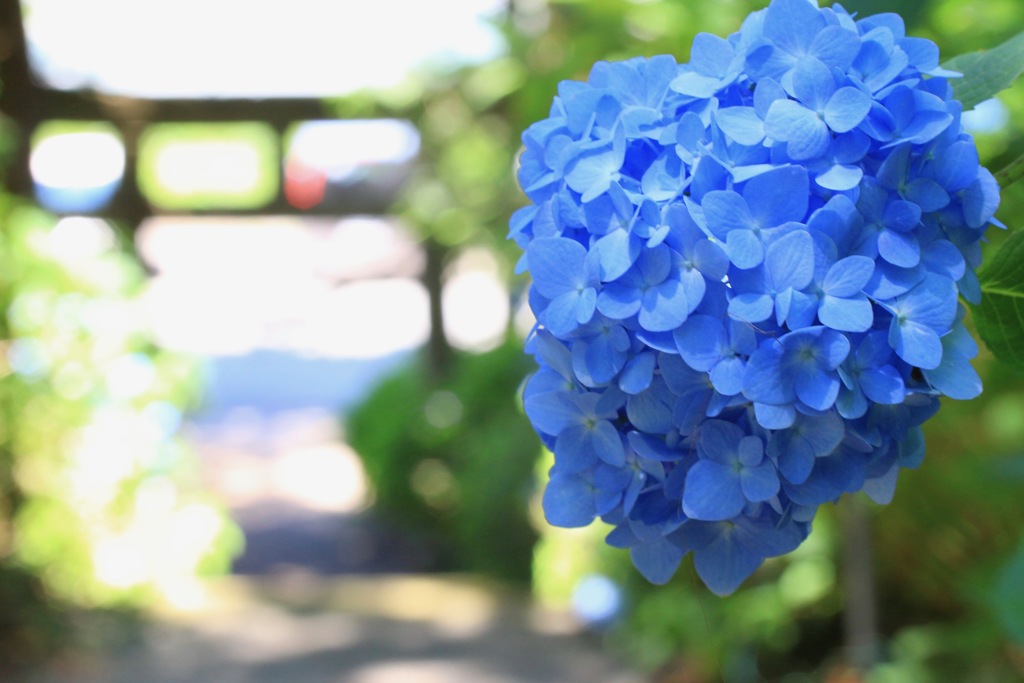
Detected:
[
  {"left": 185, "top": 404, "right": 446, "bottom": 575},
  {"left": 21, "top": 373, "right": 653, "bottom": 683},
  {"left": 25, "top": 575, "right": 646, "bottom": 683}
]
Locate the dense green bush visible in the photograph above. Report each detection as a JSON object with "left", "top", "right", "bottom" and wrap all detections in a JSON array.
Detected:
[{"left": 347, "top": 339, "right": 539, "bottom": 581}]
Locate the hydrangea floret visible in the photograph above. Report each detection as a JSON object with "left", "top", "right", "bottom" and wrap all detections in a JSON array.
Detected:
[{"left": 511, "top": 0, "right": 1000, "bottom": 595}]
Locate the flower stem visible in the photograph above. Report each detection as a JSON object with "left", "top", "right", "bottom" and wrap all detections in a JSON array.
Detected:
[{"left": 841, "top": 495, "right": 881, "bottom": 673}]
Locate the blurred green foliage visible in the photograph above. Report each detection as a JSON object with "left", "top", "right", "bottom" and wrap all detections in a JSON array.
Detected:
[
  {"left": 0, "top": 192, "right": 242, "bottom": 672},
  {"left": 342, "top": 0, "right": 1024, "bottom": 680},
  {"left": 347, "top": 340, "right": 539, "bottom": 581},
  {"left": 137, "top": 122, "right": 279, "bottom": 211}
]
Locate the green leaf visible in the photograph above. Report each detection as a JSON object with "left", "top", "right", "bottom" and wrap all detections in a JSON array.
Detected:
[
  {"left": 994, "top": 151, "right": 1024, "bottom": 190},
  {"left": 976, "top": 230, "right": 1024, "bottom": 368},
  {"left": 942, "top": 30, "right": 1024, "bottom": 111}
]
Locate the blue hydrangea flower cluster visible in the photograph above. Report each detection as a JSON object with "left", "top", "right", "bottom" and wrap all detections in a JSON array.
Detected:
[{"left": 510, "top": 0, "right": 1001, "bottom": 595}]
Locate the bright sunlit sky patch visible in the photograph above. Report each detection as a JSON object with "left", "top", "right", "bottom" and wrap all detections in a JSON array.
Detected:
[
  {"left": 22, "top": 0, "right": 507, "bottom": 98},
  {"left": 134, "top": 216, "right": 511, "bottom": 359}
]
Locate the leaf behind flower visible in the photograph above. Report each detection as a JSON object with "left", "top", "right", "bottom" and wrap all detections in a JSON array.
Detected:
[
  {"left": 975, "top": 229, "right": 1024, "bottom": 368},
  {"left": 943, "top": 30, "right": 1024, "bottom": 111}
]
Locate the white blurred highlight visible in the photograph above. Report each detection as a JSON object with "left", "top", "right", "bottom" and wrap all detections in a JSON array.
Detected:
[
  {"left": 154, "top": 140, "right": 264, "bottom": 195},
  {"left": 288, "top": 120, "right": 420, "bottom": 181},
  {"left": 23, "top": 0, "right": 506, "bottom": 98},
  {"left": 136, "top": 216, "right": 430, "bottom": 358},
  {"left": 443, "top": 247, "right": 510, "bottom": 353},
  {"left": 30, "top": 131, "right": 125, "bottom": 189}
]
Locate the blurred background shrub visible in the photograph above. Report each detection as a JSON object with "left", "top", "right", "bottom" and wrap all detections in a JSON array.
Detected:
[
  {"left": 347, "top": 339, "right": 538, "bottom": 581},
  {"left": 0, "top": 195, "right": 241, "bottom": 674}
]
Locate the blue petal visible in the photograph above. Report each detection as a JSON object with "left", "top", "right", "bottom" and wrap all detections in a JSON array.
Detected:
[
  {"left": 743, "top": 165, "right": 810, "bottom": 228},
  {"left": 765, "top": 100, "right": 830, "bottom": 160},
  {"left": 676, "top": 110, "right": 707, "bottom": 150},
  {"left": 738, "top": 436, "right": 763, "bottom": 468},
  {"left": 765, "top": 229, "right": 815, "bottom": 291},
  {"left": 743, "top": 343, "right": 791, "bottom": 405},
  {"left": 864, "top": 261, "right": 924, "bottom": 300},
  {"left": 876, "top": 144, "right": 912, "bottom": 192},
  {"left": 900, "top": 98, "right": 954, "bottom": 145},
  {"left": 690, "top": 31, "right": 736, "bottom": 77},
  {"left": 671, "top": 71, "right": 725, "bottom": 99},
  {"left": 675, "top": 315, "right": 724, "bottom": 371},
  {"left": 901, "top": 36, "right": 939, "bottom": 70},
  {"left": 741, "top": 463, "right": 780, "bottom": 502},
  {"left": 824, "top": 87, "right": 872, "bottom": 133},
  {"left": 905, "top": 178, "right": 949, "bottom": 212},
  {"left": 620, "top": 352, "right": 657, "bottom": 394},
  {"left": 710, "top": 357, "right": 746, "bottom": 397},
  {"left": 543, "top": 471, "right": 598, "bottom": 527},
  {"left": 640, "top": 278, "right": 691, "bottom": 332},
  {"left": 679, "top": 267, "right": 708, "bottom": 314},
  {"left": 795, "top": 371, "right": 840, "bottom": 411},
  {"left": 819, "top": 295, "right": 874, "bottom": 332},
  {"left": 784, "top": 447, "right": 866, "bottom": 505},
  {"left": 524, "top": 390, "right": 581, "bottom": 435},
  {"left": 791, "top": 57, "right": 836, "bottom": 111},
  {"left": 896, "top": 273, "right": 958, "bottom": 332},
  {"left": 641, "top": 154, "right": 685, "bottom": 202},
  {"left": 861, "top": 365, "right": 905, "bottom": 404},
  {"left": 810, "top": 25, "right": 861, "bottom": 71},
  {"left": 729, "top": 293, "right": 774, "bottom": 324},
  {"left": 816, "top": 164, "right": 863, "bottom": 191},
  {"left": 699, "top": 419, "right": 743, "bottom": 464},
  {"left": 763, "top": 0, "right": 825, "bottom": 56},
  {"left": 824, "top": 255, "right": 874, "bottom": 297},
  {"left": 691, "top": 522, "right": 764, "bottom": 596},
  {"left": 889, "top": 318, "right": 943, "bottom": 370},
  {"left": 863, "top": 462, "right": 899, "bottom": 505},
  {"left": 962, "top": 168, "right": 1001, "bottom": 229},
  {"left": 595, "top": 229, "right": 641, "bottom": 281},
  {"left": 922, "top": 240, "right": 966, "bottom": 281},
  {"left": 597, "top": 283, "right": 641, "bottom": 320},
  {"left": 683, "top": 460, "right": 744, "bottom": 521},
  {"left": 877, "top": 229, "right": 920, "bottom": 268},
  {"left": 817, "top": 328, "right": 852, "bottom": 369},
  {"left": 923, "top": 351, "right": 982, "bottom": 400},
  {"left": 628, "top": 431, "right": 683, "bottom": 463},
  {"left": 702, "top": 190, "right": 754, "bottom": 239},
  {"left": 631, "top": 537, "right": 684, "bottom": 585},
  {"left": 576, "top": 287, "right": 598, "bottom": 324},
  {"left": 636, "top": 244, "right": 673, "bottom": 285},
  {"left": 786, "top": 290, "right": 820, "bottom": 329},
  {"left": 753, "top": 402, "right": 796, "bottom": 429},
  {"left": 776, "top": 435, "right": 815, "bottom": 484},
  {"left": 626, "top": 384, "right": 675, "bottom": 433},
  {"left": 534, "top": 330, "right": 575, "bottom": 382},
  {"left": 753, "top": 77, "right": 788, "bottom": 119},
  {"left": 925, "top": 139, "right": 979, "bottom": 193},
  {"left": 693, "top": 239, "right": 731, "bottom": 280},
  {"left": 572, "top": 334, "right": 626, "bottom": 385},
  {"left": 959, "top": 268, "right": 982, "bottom": 306},
  {"left": 716, "top": 107, "right": 765, "bottom": 146},
  {"left": 527, "top": 237, "right": 586, "bottom": 298},
  {"left": 591, "top": 421, "right": 627, "bottom": 466},
  {"left": 544, "top": 291, "right": 586, "bottom": 336},
  {"left": 555, "top": 425, "right": 602, "bottom": 472},
  {"left": 564, "top": 145, "right": 619, "bottom": 202},
  {"left": 801, "top": 411, "right": 845, "bottom": 456},
  {"left": 726, "top": 229, "right": 765, "bottom": 269}
]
